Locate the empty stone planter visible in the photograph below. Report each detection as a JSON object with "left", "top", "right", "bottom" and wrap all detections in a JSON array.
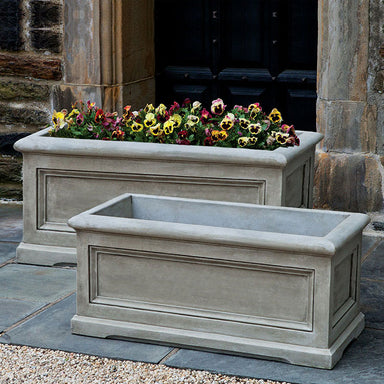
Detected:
[
  {"left": 69, "top": 193, "right": 369, "bottom": 369},
  {"left": 14, "top": 128, "right": 322, "bottom": 266}
]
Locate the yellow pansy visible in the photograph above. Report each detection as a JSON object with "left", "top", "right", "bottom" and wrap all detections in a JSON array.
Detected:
[
  {"left": 268, "top": 108, "right": 282, "bottom": 123},
  {"left": 144, "top": 113, "right": 156, "bottom": 127},
  {"left": 163, "top": 120, "right": 174, "bottom": 135},
  {"left": 238, "top": 137, "right": 249, "bottom": 147},
  {"left": 131, "top": 121, "right": 144, "bottom": 132},
  {"left": 52, "top": 110, "right": 66, "bottom": 130},
  {"left": 248, "top": 123, "right": 262, "bottom": 135},
  {"left": 150, "top": 123, "right": 163, "bottom": 136},
  {"left": 170, "top": 114, "right": 182, "bottom": 128}
]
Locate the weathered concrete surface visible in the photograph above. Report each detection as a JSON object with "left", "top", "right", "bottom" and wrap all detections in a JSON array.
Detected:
[
  {"left": 314, "top": 152, "right": 383, "bottom": 212},
  {"left": 317, "top": 99, "right": 377, "bottom": 153},
  {"left": 61, "top": 0, "right": 155, "bottom": 113},
  {"left": 317, "top": 0, "right": 369, "bottom": 102},
  {"left": 316, "top": 0, "right": 384, "bottom": 213}
]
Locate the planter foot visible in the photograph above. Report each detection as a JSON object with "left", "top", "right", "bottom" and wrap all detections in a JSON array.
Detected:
[{"left": 16, "top": 242, "right": 77, "bottom": 266}]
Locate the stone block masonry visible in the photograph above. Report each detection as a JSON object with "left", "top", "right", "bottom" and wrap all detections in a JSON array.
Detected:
[{"left": 0, "top": 0, "right": 64, "bottom": 201}]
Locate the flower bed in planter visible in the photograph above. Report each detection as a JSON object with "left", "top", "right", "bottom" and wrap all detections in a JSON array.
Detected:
[
  {"left": 14, "top": 127, "right": 322, "bottom": 266},
  {"left": 69, "top": 193, "right": 369, "bottom": 369}
]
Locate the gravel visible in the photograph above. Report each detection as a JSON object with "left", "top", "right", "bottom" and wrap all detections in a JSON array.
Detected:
[{"left": 0, "top": 344, "right": 291, "bottom": 384}]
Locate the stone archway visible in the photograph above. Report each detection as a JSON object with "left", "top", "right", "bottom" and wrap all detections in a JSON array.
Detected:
[{"left": 56, "top": 0, "right": 380, "bottom": 212}]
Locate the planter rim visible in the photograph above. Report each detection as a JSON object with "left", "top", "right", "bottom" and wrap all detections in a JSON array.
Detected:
[
  {"left": 68, "top": 193, "right": 369, "bottom": 257},
  {"left": 14, "top": 128, "right": 323, "bottom": 168}
]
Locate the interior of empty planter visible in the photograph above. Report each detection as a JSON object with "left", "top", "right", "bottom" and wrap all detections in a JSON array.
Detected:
[{"left": 93, "top": 194, "right": 349, "bottom": 237}]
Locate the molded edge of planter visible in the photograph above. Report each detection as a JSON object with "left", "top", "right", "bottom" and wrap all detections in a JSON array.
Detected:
[
  {"left": 68, "top": 193, "right": 370, "bottom": 258},
  {"left": 14, "top": 128, "right": 323, "bottom": 168},
  {"left": 71, "top": 312, "right": 365, "bottom": 369}
]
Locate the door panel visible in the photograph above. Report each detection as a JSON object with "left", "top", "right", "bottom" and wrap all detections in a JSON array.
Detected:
[{"left": 155, "top": 0, "right": 317, "bottom": 131}]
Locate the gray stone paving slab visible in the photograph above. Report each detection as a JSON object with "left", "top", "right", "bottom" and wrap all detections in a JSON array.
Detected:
[
  {"left": 361, "top": 240, "right": 384, "bottom": 280},
  {"left": 0, "top": 242, "right": 17, "bottom": 264},
  {"left": 360, "top": 279, "right": 384, "bottom": 329},
  {"left": 164, "top": 329, "right": 384, "bottom": 384},
  {"left": 362, "top": 235, "right": 381, "bottom": 258},
  {"left": 0, "top": 294, "right": 174, "bottom": 364},
  {"left": 0, "top": 205, "right": 23, "bottom": 242},
  {"left": 0, "top": 299, "right": 44, "bottom": 332},
  {"left": 0, "top": 264, "right": 76, "bottom": 303}
]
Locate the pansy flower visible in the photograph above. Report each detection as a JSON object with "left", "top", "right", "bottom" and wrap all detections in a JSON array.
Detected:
[
  {"left": 95, "top": 109, "right": 105, "bottom": 124},
  {"left": 155, "top": 103, "right": 167, "bottom": 116},
  {"left": 211, "top": 130, "right": 220, "bottom": 141},
  {"left": 123, "top": 105, "right": 132, "bottom": 122},
  {"left": 220, "top": 117, "right": 234, "bottom": 130},
  {"left": 170, "top": 114, "right": 182, "bottom": 128},
  {"left": 239, "top": 118, "right": 250, "bottom": 129},
  {"left": 52, "top": 110, "right": 66, "bottom": 130},
  {"left": 249, "top": 123, "right": 262, "bottom": 136},
  {"left": 131, "top": 121, "right": 144, "bottom": 132},
  {"left": 204, "top": 137, "right": 214, "bottom": 146},
  {"left": 282, "top": 124, "right": 296, "bottom": 136},
  {"left": 163, "top": 120, "right": 174, "bottom": 135},
  {"left": 248, "top": 137, "right": 258, "bottom": 145},
  {"left": 248, "top": 103, "right": 261, "bottom": 113},
  {"left": 268, "top": 108, "right": 282, "bottom": 124},
  {"left": 211, "top": 98, "right": 226, "bottom": 115},
  {"left": 150, "top": 123, "right": 163, "bottom": 136},
  {"left": 191, "top": 101, "right": 202, "bottom": 114},
  {"left": 200, "top": 108, "right": 212, "bottom": 124},
  {"left": 187, "top": 115, "right": 200, "bottom": 125},
  {"left": 67, "top": 109, "right": 80, "bottom": 119},
  {"left": 178, "top": 130, "right": 188, "bottom": 139},
  {"left": 76, "top": 113, "right": 84, "bottom": 125},
  {"left": 217, "top": 130, "right": 228, "bottom": 140},
  {"left": 238, "top": 137, "right": 249, "bottom": 147},
  {"left": 144, "top": 103, "right": 155, "bottom": 113},
  {"left": 144, "top": 113, "right": 156, "bottom": 127},
  {"left": 87, "top": 100, "right": 96, "bottom": 111},
  {"left": 169, "top": 101, "right": 180, "bottom": 114},
  {"left": 276, "top": 132, "right": 289, "bottom": 145},
  {"left": 111, "top": 128, "right": 125, "bottom": 140}
]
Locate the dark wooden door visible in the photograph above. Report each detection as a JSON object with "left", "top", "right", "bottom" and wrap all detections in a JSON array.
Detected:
[{"left": 155, "top": 0, "right": 317, "bottom": 131}]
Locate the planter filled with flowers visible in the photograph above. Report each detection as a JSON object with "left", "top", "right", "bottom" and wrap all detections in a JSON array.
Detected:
[{"left": 14, "top": 99, "right": 322, "bottom": 266}]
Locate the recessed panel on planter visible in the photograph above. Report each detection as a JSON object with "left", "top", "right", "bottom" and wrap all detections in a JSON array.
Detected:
[
  {"left": 69, "top": 193, "right": 369, "bottom": 369},
  {"left": 90, "top": 247, "right": 314, "bottom": 331}
]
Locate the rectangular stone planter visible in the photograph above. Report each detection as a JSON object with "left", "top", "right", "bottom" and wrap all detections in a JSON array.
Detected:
[
  {"left": 14, "top": 128, "right": 322, "bottom": 266},
  {"left": 69, "top": 193, "right": 369, "bottom": 369}
]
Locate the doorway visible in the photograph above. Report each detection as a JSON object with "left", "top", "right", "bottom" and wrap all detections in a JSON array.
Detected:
[{"left": 155, "top": 0, "right": 317, "bottom": 131}]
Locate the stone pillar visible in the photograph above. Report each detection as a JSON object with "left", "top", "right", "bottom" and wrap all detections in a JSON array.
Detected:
[
  {"left": 54, "top": 0, "right": 155, "bottom": 112},
  {"left": 315, "top": 0, "right": 383, "bottom": 212}
]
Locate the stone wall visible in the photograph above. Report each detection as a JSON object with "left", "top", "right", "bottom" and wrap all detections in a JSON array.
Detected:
[
  {"left": 314, "top": 0, "right": 384, "bottom": 212},
  {"left": 0, "top": 0, "right": 63, "bottom": 200}
]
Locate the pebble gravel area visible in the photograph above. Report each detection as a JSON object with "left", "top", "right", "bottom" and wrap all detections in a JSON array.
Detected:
[{"left": 0, "top": 344, "right": 291, "bottom": 384}]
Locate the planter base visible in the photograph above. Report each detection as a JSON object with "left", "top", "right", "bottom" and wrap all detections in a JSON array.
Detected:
[
  {"left": 71, "top": 312, "right": 365, "bottom": 369},
  {"left": 16, "top": 242, "right": 77, "bottom": 266}
]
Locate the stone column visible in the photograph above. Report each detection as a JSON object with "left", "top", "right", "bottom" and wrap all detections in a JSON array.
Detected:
[
  {"left": 315, "top": 0, "right": 383, "bottom": 212},
  {"left": 54, "top": 0, "right": 155, "bottom": 112}
]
